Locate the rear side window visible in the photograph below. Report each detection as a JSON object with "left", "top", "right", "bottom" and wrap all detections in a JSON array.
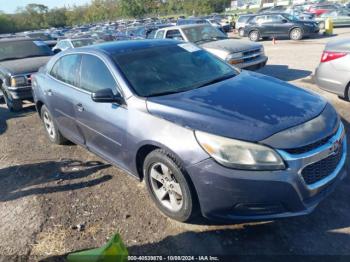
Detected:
[
  {"left": 50, "top": 54, "right": 81, "bottom": 86},
  {"left": 238, "top": 16, "right": 250, "bottom": 23},
  {"left": 80, "top": 55, "right": 116, "bottom": 93}
]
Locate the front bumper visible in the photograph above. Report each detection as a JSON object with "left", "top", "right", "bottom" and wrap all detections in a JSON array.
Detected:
[
  {"left": 235, "top": 55, "right": 268, "bottom": 70},
  {"left": 187, "top": 124, "right": 347, "bottom": 222}
]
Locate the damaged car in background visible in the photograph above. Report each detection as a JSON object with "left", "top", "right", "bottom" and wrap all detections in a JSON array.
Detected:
[{"left": 154, "top": 24, "right": 267, "bottom": 70}]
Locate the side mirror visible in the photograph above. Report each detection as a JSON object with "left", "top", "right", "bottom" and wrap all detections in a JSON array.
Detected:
[
  {"left": 91, "top": 88, "right": 124, "bottom": 104},
  {"left": 53, "top": 48, "right": 61, "bottom": 54},
  {"left": 282, "top": 19, "right": 288, "bottom": 23}
]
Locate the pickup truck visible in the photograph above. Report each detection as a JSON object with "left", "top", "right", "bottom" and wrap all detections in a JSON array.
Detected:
[
  {"left": 154, "top": 24, "right": 267, "bottom": 70},
  {"left": 0, "top": 38, "right": 53, "bottom": 111}
]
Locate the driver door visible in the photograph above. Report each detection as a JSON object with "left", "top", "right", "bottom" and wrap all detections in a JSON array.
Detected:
[{"left": 74, "top": 54, "right": 127, "bottom": 167}]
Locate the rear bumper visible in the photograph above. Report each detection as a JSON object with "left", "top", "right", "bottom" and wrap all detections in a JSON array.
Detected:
[
  {"left": 315, "top": 64, "right": 348, "bottom": 97},
  {"left": 187, "top": 127, "right": 347, "bottom": 222},
  {"left": 6, "top": 86, "right": 33, "bottom": 100}
]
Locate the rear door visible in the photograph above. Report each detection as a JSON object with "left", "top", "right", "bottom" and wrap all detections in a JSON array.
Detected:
[
  {"left": 74, "top": 54, "right": 127, "bottom": 167},
  {"left": 46, "top": 54, "right": 85, "bottom": 144}
]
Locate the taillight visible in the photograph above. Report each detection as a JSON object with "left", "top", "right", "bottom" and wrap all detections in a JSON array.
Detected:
[{"left": 321, "top": 51, "right": 347, "bottom": 63}]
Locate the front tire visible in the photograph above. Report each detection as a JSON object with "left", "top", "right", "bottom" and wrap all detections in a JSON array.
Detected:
[
  {"left": 4, "top": 93, "right": 22, "bottom": 112},
  {"left": 40, "top": 105, "right": 67, "bottom": 145},
  {"left": 238, "top": 28, "right": 244, "bottom": 37},
  {"left": 290, "top": 28, "right": 303, "bottom": 40},
  {"left": 144, "top": 149, "right": 197, "bottom": 222},
  {"left": 249, "top": 30, "right": 260, "bottom": 42}
]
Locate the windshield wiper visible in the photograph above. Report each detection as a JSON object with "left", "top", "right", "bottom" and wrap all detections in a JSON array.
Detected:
[
  {"left": 194, "top": 36, "right": 228, "bottom": 44},
  {"left": 194, "top": 73, "right": 235, "bottom": 89}
]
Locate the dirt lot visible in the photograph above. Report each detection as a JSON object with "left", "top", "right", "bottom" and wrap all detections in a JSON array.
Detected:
[{"left": 1, "top": 28, "right": 350, "bottom": 261}]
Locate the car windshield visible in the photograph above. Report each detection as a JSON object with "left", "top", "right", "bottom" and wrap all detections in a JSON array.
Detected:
[
  {"left": 0, "top": 40, "right": 53, "bottom": 61},
  {"left": 113, "top": 43, "right": 238, "bottom": 97},
  {"left": 72, "top": 39, "right": 95, "bottom": 47},
  {"left": 182, "top": 25, "right": 227, "bottom": 43}
]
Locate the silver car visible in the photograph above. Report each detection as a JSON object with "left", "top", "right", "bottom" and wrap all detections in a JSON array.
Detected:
[
  {"left": 315, "top": 38, "right": 350, "bottom": 100},
  {"left": 154, "top": 24, "right": 268, "bottom": 70}
]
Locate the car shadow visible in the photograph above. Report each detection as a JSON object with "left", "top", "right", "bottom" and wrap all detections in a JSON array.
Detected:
[
  {"left": 0, "top": 159, "right": 112, "bottom": 202},
  {"left": 0, "top": 104, "right": 36, "bottom": 135},
  {"left": 257, "top": 65, "right": 312, "bottom": 81}
]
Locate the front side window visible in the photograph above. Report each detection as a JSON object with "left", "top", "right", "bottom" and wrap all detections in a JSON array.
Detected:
[
  {"left": 113, "top": 44, "right": 238, "bottom": 97},
  {"left": 155, "top": 30, "right": 165, "bottom": 39},
  {"left": 50, "top": 54, "right": 81, "bottom": 86},
  {"left": 80, "top": 55, "right": 116, "bottom": 93}
]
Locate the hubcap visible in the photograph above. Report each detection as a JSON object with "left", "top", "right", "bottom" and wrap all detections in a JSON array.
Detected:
[
  {"left": 43, "top": 111, "right": 56, "bottom": 139},
  {"left": 149, "top": 162, "right": 183, "bottom": 212},
  {"left": 250, "top": 32, "right": 258, "bottom": 41},
  {"left": 292, "top": 29, "right": 300, "bottom": 40}
]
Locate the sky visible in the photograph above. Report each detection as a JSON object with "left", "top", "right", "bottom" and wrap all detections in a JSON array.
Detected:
[{"left": 0, "top": 0, "right": 92, "bottom": 13}]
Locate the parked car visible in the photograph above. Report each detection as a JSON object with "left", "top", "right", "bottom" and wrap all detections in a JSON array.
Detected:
[
  {"left": 52, "top": 38, "right": 96, "bottom": 53},
  {"left": 308, "top": 3, "right": 338, "bottom": 16},
  {"left": 154, "top": 24, "right": 267, "bottom": 70},
  {"left": 176, "top": 18, "right": 208, "bottom": 26},
  {"left": 316, "top": 9, "right": 350, "bottom": 29},
  {"left": 244, "top": 13, "right": 319, "bottom": 41},
  {"left": 24, "top": 32, "right": 57, "bottom": 48},
  {"left": 315, "top": 38, "right": 350, "bottom": 100},
  {"left": 32, "top": 39, "right": 347, "bottom": 222},
  {"left": 257, "top": 5, "right": 287, "bottom": 13},
  {"left": 236, "top": 14, "right": 256, "bottom": 36},
  {"left": 0, "top": 38, "right": 53, "bottom": 111}
]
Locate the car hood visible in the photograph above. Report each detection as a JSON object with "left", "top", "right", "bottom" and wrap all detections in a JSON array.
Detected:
[
  {"left": 146, "top": 71, "right": 327, "bottom": 142},
  {"left": 0, "top": 56, "right": 52, "bottom": 75},
  {"left": 199, "top": 39, "right": 262, "bottom": 59}
]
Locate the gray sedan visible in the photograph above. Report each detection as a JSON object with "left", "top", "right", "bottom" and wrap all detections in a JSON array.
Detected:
[{"left": 315, "top": 38, "right": 350, "bottom": 100}]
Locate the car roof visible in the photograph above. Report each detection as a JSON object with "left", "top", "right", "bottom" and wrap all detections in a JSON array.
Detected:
[
  {"left": 75, "top": 39, "right": 181, "bottom": 55},
  {"left": 0, "top": 37, "right": 34, "bottom": 43},
  {"left": 157, "top": 24, "right": 211, "bottom": 30}
]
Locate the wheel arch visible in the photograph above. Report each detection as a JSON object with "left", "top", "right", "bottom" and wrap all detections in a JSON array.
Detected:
[
  {"left": 135, "top": 141, "right": 188, "bottom": 181},
  {"left": 35, "top": 100, "right": 45, "bottom": 118}
]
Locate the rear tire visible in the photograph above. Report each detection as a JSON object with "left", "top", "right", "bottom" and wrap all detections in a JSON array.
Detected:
[
  {"left": 290, "top": 28, "right": 303, "bottom": 40},
  {"left": 40, "top": 105, "right": 67, "bottom": 145},
  {"left": 143, "top": 149, "right": 197, "bottom": 222},
  {"left": 249, "top": 30, "right": 260, "bottom": 42}
]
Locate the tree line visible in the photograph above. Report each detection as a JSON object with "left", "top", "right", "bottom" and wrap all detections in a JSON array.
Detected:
[{"left": 0, "top": 0, "right": 232, "bottom": 34}]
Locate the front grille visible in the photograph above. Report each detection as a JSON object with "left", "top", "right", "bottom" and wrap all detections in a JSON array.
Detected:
[
  {"left": 285, "top": 134, "right": 334, "bottom": 154},
  {"left": 301, "top": 143, "right": 343, "bottom": 185},
  {"left": 242, "top": 48, "right": 261, "bottom": 63}
]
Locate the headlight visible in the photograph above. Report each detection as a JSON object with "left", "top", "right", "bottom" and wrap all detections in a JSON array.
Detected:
[
  {"left": 195, "top": 131, "right": 285, "bottom": 170},
  {"left": 226, "top": 52, "right": 244, "bottom": 65},
  {"left": 11, "top": 76, "right": 27, "bottom": 87}
]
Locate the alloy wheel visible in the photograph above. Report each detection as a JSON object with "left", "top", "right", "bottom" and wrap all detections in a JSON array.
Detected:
[
  {"left": 149, "top": 162, "right": 183, "bottom": 212},
  {"left": 43, "top": 111, "right": 56, "bottom": 139}
]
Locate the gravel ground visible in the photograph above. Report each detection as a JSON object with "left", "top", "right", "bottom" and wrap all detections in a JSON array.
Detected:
[{"left": 1, "top": 28, "right": 350, "bottom": 261}]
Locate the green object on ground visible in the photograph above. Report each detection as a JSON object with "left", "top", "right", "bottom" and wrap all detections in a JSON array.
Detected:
[{"left": 67, "top": 233, "right": 128, "bottom": 262}]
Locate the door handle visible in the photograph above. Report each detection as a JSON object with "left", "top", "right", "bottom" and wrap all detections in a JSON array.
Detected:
[
  {"left": 45, "top": 89, "right": 53, "bottom": 96},
  {"left": 76, "top": 103, "right": 84, "bottom": 112}
]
